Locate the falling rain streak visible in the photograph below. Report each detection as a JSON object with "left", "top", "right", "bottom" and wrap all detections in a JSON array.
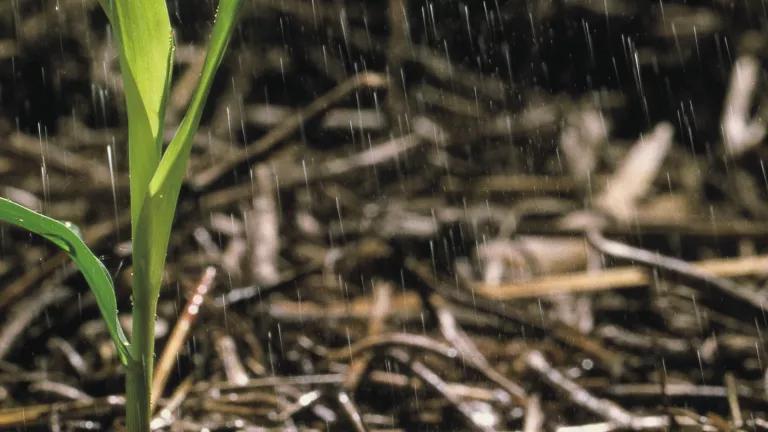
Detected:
[{"left": 1, "top": 0, "right": 768, "bottom": 431}]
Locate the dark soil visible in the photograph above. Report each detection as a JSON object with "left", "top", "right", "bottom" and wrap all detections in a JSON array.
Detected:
[{"left": 2, "top": 0, "right": 768, "bottom": 430}]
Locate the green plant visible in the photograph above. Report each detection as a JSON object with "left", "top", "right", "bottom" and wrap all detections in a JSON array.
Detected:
[{"left": 0, "top": 0, "right": 242, "bottom": 430}]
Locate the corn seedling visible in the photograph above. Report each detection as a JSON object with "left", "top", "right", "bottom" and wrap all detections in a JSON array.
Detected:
[{"left": 0, "top": 0, "right": 242, "bottom": 430}]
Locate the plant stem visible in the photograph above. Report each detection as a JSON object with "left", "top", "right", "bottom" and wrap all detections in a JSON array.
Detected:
[
  {"left": 125, "top": 292, "right": 156, "bottom": 432},
  {"left": 125, "top": 361, "right": 149, "bottom": 431}
]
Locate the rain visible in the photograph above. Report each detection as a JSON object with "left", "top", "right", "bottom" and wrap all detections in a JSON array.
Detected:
[{"left": 1, "top": 0, "right": 768, "bottom": 431}]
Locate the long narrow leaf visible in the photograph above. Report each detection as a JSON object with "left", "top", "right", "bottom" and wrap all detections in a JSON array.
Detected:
[
  {"left": 0, "top": 198, "right": 131, "bottom": 365},
  {"left": 109, "top": 0, "right": 174, "bottom": 235},
  {"left": 133, "top": 0, "right": 243, "bottom": 301}
]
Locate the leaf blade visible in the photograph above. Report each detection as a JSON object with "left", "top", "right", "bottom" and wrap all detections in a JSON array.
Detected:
[
  {"left": 134, "top": 0, "right": 243, "bottom": 301},
  {"left": 0, "top": 198, "right": 131, "bottom": 365},
  {"left": 109, "top": 0, "right": 174, "bottom": 234}
]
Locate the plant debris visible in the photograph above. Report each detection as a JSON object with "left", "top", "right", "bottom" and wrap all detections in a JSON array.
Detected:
[{"left": 2, "top": 0, "right": 768, "bottom": 430}]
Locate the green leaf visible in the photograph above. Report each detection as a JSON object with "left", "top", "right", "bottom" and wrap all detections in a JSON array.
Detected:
[
  {"left": 96, "top": 0, "right": 111, "bottom": 20},
  {"left": 0, "top": 198, "right": 131, "bottom": 365},
  {"left": 133, "top": 0, "right": 243, "bottom": 302},
  {"left": 110, "top": 0, "right": 174, "bottom": 237}
]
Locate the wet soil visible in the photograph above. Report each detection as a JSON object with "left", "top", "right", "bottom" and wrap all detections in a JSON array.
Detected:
[{"left": 2, "top": 0, "right": 768, "bottom": 430}]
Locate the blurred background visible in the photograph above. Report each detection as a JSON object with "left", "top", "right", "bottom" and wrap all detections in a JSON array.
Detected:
[{"left": 2, "top": 0, "right": 768, "bottom": 430}]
